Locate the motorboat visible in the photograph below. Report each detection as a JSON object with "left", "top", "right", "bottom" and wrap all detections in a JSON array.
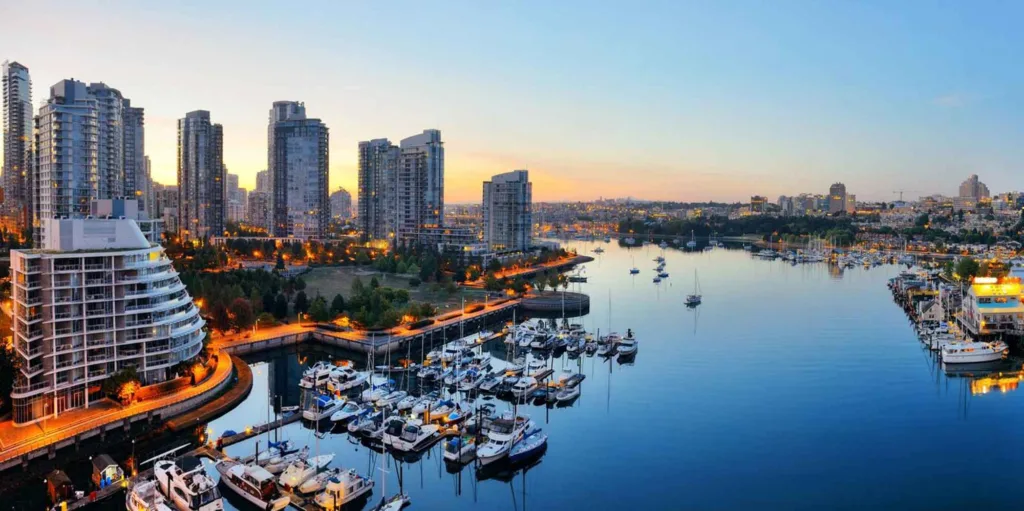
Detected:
[
  {"left": 441, "top": 340, "right": 472, "bottom": 363},
  {"left": 153, "top": 458, "right": 222, "bottom": 511},
  {"left": 214, "top": 460, "right": 289, "bottom": 511},
  {"left": 360, "top": 377, "right": 394, "bottom": 403},
  {"left": 654, "top": 255, "right": 665, "bottom": 263},
  {"left": 254, "top": 440, "right": 297, "bottom": 461},
  {"left": 459, "top": 369, "right": 487, "bottom": 391},
  {"left": 629, "top": 267, "right": 640, "bottom": 274},
  {"left": 372, "top": 494, "right": 410, "bottom": 511},
  {"left": 422, "top": 399, "right": 456, "bottom": 422},
  {"left": 441, "top": 403, "right": 473, "bottom": 425},
  {"left": 261, "top": 446, "right": 310, "bottom": 474},
  {"left": 685, "top": 294, "right": 702, "bottom": 306},
  {"left": 409, "top": 393, "right": 438, "bottom": 415},
  {"left": 652, "top": 276, "right": 662, "bottom": 283},
  {"left": 510, "top": 376, "right": 539, "bottom": 399},
  {"left": 313, "top": 469, "right": 374, "bottom": 510},
  {"left": 382, "top": 418, "right": 441, "bottom": 452},
  {"left": 527, "top": 358, "right": 547, "bottom": 374},
  {"left": 375, "top": 390, "right": 408, "bottom": 408},
  {"left": 617, "top": 337, "right": 638, "bottom": 357},
  {"left": 278, "top": 454, "right": 335, "bottom": 490},
  {"left": 348, "top": 411, "right": 384, "bottom": 436},
  {"left": 564, "top": 335, "right": 586, "bottom": 354},
  {"left": 478, "top": 374, "right": 502, "bottom": 393},
  {"left": 529, "top": 333, "right": 555, "bottom": 350},
  {"left": 415, "top": 366, "right": 440, "bottom": 381},
  {"left": 443, "top": 435, "right": 477, "bottom": 464},
  {"left": 329, "top": 401, "right": 366, "bottom": 423},
  {"left": 299, "top": 361, "right": 334, "bottom": 389},
  {"left": 508, "top": 428, "right": 548, "bottom": 464},
  {"left": 556, "top": 378, "right": 582, "bottom": 403},
  {"left": 476, "top": 412, "right": 533, "bottom": 466},
  {"left": 593, "top": 247, "right": 604, "bottom": 254},
  {"left": 127, "top": 479, "right": 174, "bottom": 511},
  {"left": 657, "top": 271, "right": 669, "bottom": 278},
  {"left": 597, "top": 334, "right": 619, "bottom": 356},
  {"left": 941, "top": 341, "right": 1009, "bottom": 364},
  {"left": 297, "top": 467, "right": 341, "bottom": 495},
  {"left": 326, "top": 367, "right": 367, "bottom": 393},
  {"left": 303, "top": 394, "right": 347, "bottom": 421},
  {"left": 395, "top": 394, "right": 419, "bottom": 412}
]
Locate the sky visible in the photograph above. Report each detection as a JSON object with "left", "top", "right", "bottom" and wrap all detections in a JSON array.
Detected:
[{"left": 1, "top": 0, "right": 1022, "bottom": 203}]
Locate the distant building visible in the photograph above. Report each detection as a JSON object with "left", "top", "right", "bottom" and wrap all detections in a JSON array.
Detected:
[
  {"left": 482, "top": 170, "right": 532, "bottom": 251},
  {"left": 225, "top": 172, "right": 247, "bottom": 223},
  {"left": 330, "top": 187, "right": 352, "bottom": 221},
  {"left": 2, "top": 61, "right": 32, "bottom": 229},
  {"left": 396, "top": 130, "right": 444, "bottom": 244},
  {"left": 357, "top": 138, "right": 399, "bottom": 242},
  {"left": 268, "top": 101, "right": 329, "bottom": 239},
  {"left": 777, "top": 196, "right": 794, "bottom": 216},
  {"left": 828, "top": 183, "right": 846, "bottom": 214},
  {"left": 247, "top": 191, "right": 272, "bottom": 231},
  {"left": 845, "top": 194, "right": 856, "bottom": 214},
  {"left": 750, "top": 195, "right": 767, "bottom": 214},
  {"left": 255, "top": 169, "right": 270, "bottom": 193},
  {"left": 177, "top": 110, "right": 225, "bottom": 241},
  {"left": 959, "top": 174, "right": 990, "bottom": 200},
  {"left": 123, "top": 99, "right": 147, "bottom": 210},
  {"left": 153, "top": 183, "right": 179, "bottom": 234}
]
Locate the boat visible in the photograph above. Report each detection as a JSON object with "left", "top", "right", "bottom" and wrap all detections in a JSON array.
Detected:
[
  {"left": 329, "top": 401, "right": 366, "bottom": 423},
  {"left": 313, "top": 469, "right": 374, "bottom": 510},
  {"left": 510, "top": 376, "right": 539, "bottom": 400},
  {"left": 685, "top": 269, "right": 702, "bottom": 306},
  {"left": 686, "top": 230, "right": 697, "bottom": 249},
  {"left": 303, "top": 394, "right": 347, "bottom": 421},
  {"left": 556, "top": 374, "right": 585, "bottom": 403},
  {"left": 154, "top": 458, "right": 222, "bottom": 511},
  {"left": 478, "top": 374, "right": 502, "bottom": 393},
  {"left": 629, "top": 267, "right": 640, "bottom": 274},
  {"left": 214, "top": 460, "right": 289, "bottom": 511},
  {"left": 458, "top": 369, "right": 487, "bottom": 391},
  {"left": 261, "top": 446, "right": 310, "bottom": 474},
  {"left": 360, "top": 377, "right": 394, "bottom": 403},
  {"left": 383, "top": 418, "right": 441, "bottom": 452},
  {"left": 604, "top": 236, "right": 612, "bottom": 242},
  {"left": 375, "top": 390, "right": 408, "bottom": 408},
  {"left": 508, "top": 428, "right": 548, "bottom": 464},
  {"left": 326, "top": 367, "right": 367, "bottom": 393},
  {"left": 348, "top": 411, "right": 384, "bottom": 436},
  {"left": 654, "top": 255, "right": 665, "bottom": 263},
  {"left": 254, "top": 440, "right": 297, "bottom": 461},
  {"left": 652, "top": 276, "right": 661, "bottom": 283},
  {"left": 617, "top": 332, "right": 638, "bottom": 357},
  {"left": 278, "top": 454, "right": 335, "bottom": 490},
  {"left": 299, "top": 361, "right": 334, "bottom": 389},
  {"left": 443, "top": 435, "right": 477, "bottom": 464},
  {"left": 476, "top": 412, "right": 534, "bottom": 466},
  {"left": 941, "top": 341, "right": 1009, "bottom": 364},
  {"left": 296, "top": 467, "right": 341, "bottom": 495},
  {"left": 624, "top": 237, "right": 636, "bottom": 245},
  {"left": 395, "top": 394, "right": 419, "bottom": 412},
  {"left": 659, "top": 241, "right": 668, "bottom": 249},
  {"left": 593, "top": 247, "right": 604, "bottom": 254},
  {"left": 597, "top": 334, "right": 619, "bottom": 356},
  {"left": 127, "top": 479, "right": 174, "bottom": 511},
  {"left": 657, "top": 271, "right": 669, "bottom": 278},
  {"left": 372, "top": 494, "right": 410, "bottom": 511}
]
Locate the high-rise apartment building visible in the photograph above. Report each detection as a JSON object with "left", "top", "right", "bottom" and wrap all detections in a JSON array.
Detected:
[
  {"left": 9, "top": 199, "right": 203, "bottom": 426},
  {"left": 396, "top": 129, "right": 444, "bottom": 244},
  {"left": 959, "top": 174, "right": 990, "bottom": 200},
  {"left": 268, "top": 101, "right": 329, "bottom": 239},
  {"left": 482, "top": 170, "right": 532, "bottom": 252},
  {"left": 153, "top": 183, "right": 179, "bottom": 234},
  {"left": 2, "top": 61, "right": 32, "bottom": 229},
  {"left": 828, "top": 183, "right": 847, "bottom": 214},
  {"left": 177, "top": 110, "right": 225, "bottom": 241},
  {"left": 123, "top": 99, "right": 146, "bottom": 209},
  {"left": 247, "top": 191, "right": 272, "bottom": 232},
  {"left": 225, "top": 173, "right": 248, "bottom": 223},
  {"left": 330, "top": 187, "right": 352, "bottom": 221},
  {"left": 255, "top": 170, "right": 270, "bottom": 193},
  {"left": 88, "top": 83, "right": 125, "bottom": 200},
  {"left": 357, "top": 139, "right": 399, "bottom": 242}
]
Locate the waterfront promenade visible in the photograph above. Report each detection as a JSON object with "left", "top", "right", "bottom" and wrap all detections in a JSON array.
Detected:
[{"left": 0, "top": 351, "right": 236, "bottom": 471}]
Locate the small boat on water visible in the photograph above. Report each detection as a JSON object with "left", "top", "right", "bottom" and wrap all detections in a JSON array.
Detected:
[
  {"left": 476, "top": 412, "right": 534, "bottom": 466},
  {"left": 478, "top": 374, "right": 502, "bottom": 393},
  {"left": 127, "top": 479, "right": 174, "bottom": 511},
  {"left": 375, "top": 390, "right": 408, "bottom": 408},
  {"left": 299, "top": 361, "right": 334, "bottom": 389},
  {"left": 297, "top": 467, "right": 341, "bottom": 495},
  {"left": 303, "top": 394, "right": 347, "bottom": 421},
  {"left": 261, "top": 446, "right": 310, "bottom": 475},
  {"left": 941, "top": 341, "right": 1008, "bottom": 364},
  {"left": 395, "top": 394, "right": 419, "bottom": 411},
  {"left": 372, "top": 493, "right": 411, "bottom": 511},
  {"left": 511, "top": 377, "right": 539, "bottom": 400},
  {"left": 556, "top": 374, "right": 585, "bottom": 403},
  {"left": 278, "top": 454, "right": 335, "bottom": 490},
  {"left": 686, "top": 231, "right": 697, "bottom": 249},
  {"left": 383, "top": 418, "right": 441, "bottom": 452},
  {"left": 617, "top": 336, "right": 638, "bottom": 357},
  {"left": 685, "top": 269, "right": 702, "bottom": 306},
  {"left": 215, "top": 460, "right": 290, "bottom": 511},
  {"left": 652, "top": 276, "right": 662, "bottom": 283},
  {"left": 330, "top": 401, "right": 366, "bottom": 423},
  {"left": 443, "top": 435, "right": 477, "bottom": 465},
  {"left": 313, "top": 469, "right": 374, "bottom": 510},
  {"left": 254, "top": 440, "right": 297, "bottom": 461},
  {"left": 509, "top": 428, "right": 548, "bottom": 464},
  {"left": 593, "top": 247, "right": 604, "bottom": 254},
  {"left": 154, "top": 457, "right": 222, "bottom": 511},
  {"left": 348, "top": 411, "right": 384, "bottom": 436}
]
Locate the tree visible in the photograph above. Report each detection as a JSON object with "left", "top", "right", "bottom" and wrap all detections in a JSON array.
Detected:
[
  {"left": 102, "top": 367, "right": 140, "bottom": 404},
  {"left": 294, "top": 291, "right": 310, "bottom": 314},
  {"left": 273, "top": 293, "right": 289, "bottom": 319},
  {"left": 262, "top": 292, "right": 276, "bottom": 314},
  {"left": 295, "top": 277, "right": 307, "bottom": 291},
  {"left": 487, "top": 258, "right": 502, "bottom": 273},
  {"left": 276, "top": 253, "right": 285, "bottom": 270},
  {"left": 308, "top": 296, "right": 330, "bottom": 322},
  {"left": 406, "top": 263, "right": 420, "bottom": 276},
  {"left": 331, "top": 294, "right": 346, "bottom": 315},
  {"left": 370, "top": 276, "right": 380, "bottom": 289},
  {"left": 249, "top": 289, "right": 263, "bottom": 314},
  {"left": 229, "top": 297, "right": 255, "bottom": 330},
  {"left": 211, "top": 303, "right": 232, "bottom": 333},
  {"left": 256, "top": 312, "right": 277, "bottom": 328},
  {"left": 955, "top": 257, "right": 980, "bottom": 281},
  {"left": 536, "top": 279, "right": 547, "bottom": 293},
  {"left": 355, "top": 251, "right": 370, "bottom": 265},
  {"left": 351, "top": 276, "right": 366, "bottom": 297}
]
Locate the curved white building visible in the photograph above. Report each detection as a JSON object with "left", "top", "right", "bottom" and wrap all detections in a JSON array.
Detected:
[{"left": 10, "top": 205, "right": 205, "bottom": 426}]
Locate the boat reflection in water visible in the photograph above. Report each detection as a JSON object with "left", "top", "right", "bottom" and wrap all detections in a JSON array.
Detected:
[{"left": 941, "top": 359, "right": 1024, "bottom": 396}]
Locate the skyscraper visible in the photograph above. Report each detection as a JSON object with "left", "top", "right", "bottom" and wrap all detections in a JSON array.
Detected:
[
  {"left": 828, "top": 183, "right": 847, "bottom": 214},
  {"left": 2, "top": 61, "right": 32, "bottom": 229},
  {"left": 177, "top": 110, "right": 225, "bottom": 241},
  {"left": 247, "top": 191, "right": 271, "bottom": 231},
  {"left": 88, "top": 83, "right": 125, "bottom": 200},
  {"left": 268, "top": 101, "right": 329, "bottom": 239},
  {"left": 255, "top": 170, "right": 270, "bottom": 193},
  {"left": 357, "top": 138, "right": 399, "bottom": 242},
  {"left": 959, "top": 174, "right": 990, "bottom": 200},
  {"left": 396, "top": 129, "right": 444, "bottom": 243},
  {"left": 482, "top": 170, "right": 532, "bottom": 251},
  {"left": 330, "top": 187, "right": 352, "bottom": 221},
  {"left": 123, "top": 99, "right": 146, "bottom": 209}
]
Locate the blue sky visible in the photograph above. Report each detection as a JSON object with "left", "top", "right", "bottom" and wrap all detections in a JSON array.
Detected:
[{"left": 1, "top": 0, "right": 1021, "bottom": 202}]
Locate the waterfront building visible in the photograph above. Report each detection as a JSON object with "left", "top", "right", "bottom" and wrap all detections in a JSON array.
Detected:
[
  {"left": 177, "top": 110, "right": 225, "bottom": 241},
  {"left": 357, "top": 138, "right": 399, "bottom": 242},
  {"left": 330, "top": 187, "right": 352, "bottom": 221},
  {"left": 959, "top": 174, "right": 990, "bottom": 200},
  {"left": 828, "top": 183, "right": 846, "bottom": 214},
  {"left": 960, "top": 276, "right": 1024, "bottom": 338},
  {"left": 268, "top": 101, "right": 329, "bottom": 239},
  {"left": 247, "top": 191, "right": 272, "bottom": 231},
  {"left": 482, "top": 170, "right": 532, "bottom": 251},
  {"left": 9, "top": 199, "right": 203, "bottom": 426},
  {"left": 396, "top": 130, "right": 444, "bottom": 244},
  {"left": 2, "top": 60, "right": 32, "bottom": 229}
]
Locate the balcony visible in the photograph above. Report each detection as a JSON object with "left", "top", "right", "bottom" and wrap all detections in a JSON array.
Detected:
[
  {"left": 54, "top": 263, "right": 81, "bottom": 272},
  {"left": 88, "top": 368, "right": 108, "bottom": 379},
  {"left": 84, "top": 263, "right": 109, "bottom": 271},
  {"left": 85, "top": 277, "right": 111, "bottom": 286},
  {"left": 54, "top": 342, "right": 83, "bottom": 353},
  {"left": 12, "top": 380, "right": 50, "bottom": 395}
]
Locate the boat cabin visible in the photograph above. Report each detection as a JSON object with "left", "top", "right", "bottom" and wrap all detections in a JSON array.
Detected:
[{"left": 228, "top": 464, "right": 279, "bottom": 501}]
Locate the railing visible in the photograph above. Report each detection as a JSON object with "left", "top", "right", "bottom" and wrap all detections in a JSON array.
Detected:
[
  {"left": 54, "top": 343, "right": 83, "bottom": 353},
  {"left": 86, "top": 294, "right": 111, "bottom": 301},
  {"left": 85, "top": 278, "right": 111, "bottom": 286},
  {"left": 16, "top": 344, "right": 43, "bottom": 357},
  {"left": 54, "top": 264, "right": 80, "bottom": 272},
  {"left": 87, "top": 338, "right": 114, "bottom": 347},
  {"left": 84, "top": 263, "right": 108, "bottom": 271},
  {"left": 11, "top": 380, "right": 50, "bottom": 394},
  {"left": 54, "top": 296, "right": 77, "bottom": 304}
]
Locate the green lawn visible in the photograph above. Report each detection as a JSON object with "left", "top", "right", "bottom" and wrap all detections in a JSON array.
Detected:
[{"left": 302, "top": 266, "right": 489, "bottom": 313}]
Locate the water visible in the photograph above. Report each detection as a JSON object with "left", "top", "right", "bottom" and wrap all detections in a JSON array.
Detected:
[{"left": 94, "top": 241, "right": 1024, "bottom": 510}]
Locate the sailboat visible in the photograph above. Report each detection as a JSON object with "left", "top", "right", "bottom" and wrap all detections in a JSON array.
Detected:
[
  {"left": 685, "top": 269, "right": 702, "bottom": 306},
  {"left": 686, "top": 230, "right": 697, "bottom": 249},
  {"left": 372, "top": 412, "right": 410, "bottom": 511},
  {"left": 629, "top": 255, "right": 639, "bottom": 275}
]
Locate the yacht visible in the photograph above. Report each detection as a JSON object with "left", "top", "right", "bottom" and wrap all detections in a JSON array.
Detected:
[
  {"left": 652, "top": 276, "right": 662, "bottom": 283},
  {"left": 261, "top": 446, "right": 310, "bottom": 475},
  {"left": 510, "top": 376, "right": 539, "bottom": 399},
  {"left": 941, "top": 341, "right": 1009, "bottom": 364},
  {"left": 348, "top": 411, "right": 384, "bottom": 436},
  {"left": 303, "top": 394, "right": 347, "bottom": 421},
  {"left": 372, "top": 494, "right": 411, "bottom": 511},
  {"left": 297, "top": 467, "right": 341, "bottom": 495},
  {"left": 375, "top": 390, "right": 408, "bottom": 408},
  {"left": 395, "top": 394, "right": 419, "bottom": 412},
  {"left": 214, "top": 460, "right": 289, "bottom": 511},
  {"left": 616, "top": 336, "right": 638, "bottom": 357},
  {"left": 478, "top": 374, "right": 502, "bottom": 393},
  {"left": 657, "top": 271, "right": 669, "bottom": 278},
  {"left": 329, "top": 401, "right": 366, "bottom": 423},
  {"left": 127, "top": 479, "right": 173, "bottom": 511},
  {"left": 299, "top": 361, "right": 334, "bottom": 389},
  {"left": 629, "top": 267, "right": 640, "bottom": 275},
  {"left": 382, "top": 418, "right": 441, "bottom": 452},
  {"left": 153, "top": 458, "right": 222, "bottom": 511},
  {"left": 659, "top": 241, "right": 668, "bottom": 249},
  {"left": 278, "top": 454, "right": 335, "bottom": 490},
  {"left": 458, "top": 369, "right": 487, "bottom": 391},
  {"left": 685, "top": 269, "right": 702, "bottom": 306},
  {"left": 326, "top": 367, "right": 367, "bottom": 393},
  {"left": 476, "top": 412, "right": 534, "bottom": 466},
  {"left": 313, "top": 469, "right": 374, "bottom": 510},
  {"left": 443, "top": 435, "right": 477, "bottom": 464},
  {"left": 556, "top": 374, "right": 585, "bottom": 403},
  {"left": 508, "top": 428, "right": 548, "bottom": 464},
  {"left": 360, "top": 376, "right": 394, "bottom": 403}
]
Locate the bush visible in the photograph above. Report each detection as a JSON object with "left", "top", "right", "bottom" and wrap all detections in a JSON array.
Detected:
[{"left": 408, "top": 278, "right": 421, "bottom": 287}]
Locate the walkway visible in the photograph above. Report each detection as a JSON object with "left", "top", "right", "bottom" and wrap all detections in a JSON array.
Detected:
[
  {"left": 464, "top": 255, "right": 592, "bottom": 287},
  {"left": 0, "top": 350, "right": 234, "bottom": 467},
  {"left": 166, "top": 355, "right": 253, "bottom": 431}
]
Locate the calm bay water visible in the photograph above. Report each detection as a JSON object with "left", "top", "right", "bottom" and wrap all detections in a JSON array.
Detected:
[{"left": 100, "top": 241, "right": 1024, "bottom": 510}]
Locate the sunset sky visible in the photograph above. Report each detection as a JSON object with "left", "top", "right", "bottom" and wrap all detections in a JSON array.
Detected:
[{"left": 2, "top": 1, "right": 1022, "bottom": 202}]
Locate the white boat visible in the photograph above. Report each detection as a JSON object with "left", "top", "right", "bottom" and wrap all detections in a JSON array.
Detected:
[
  {"left": 441, "top": 340, "right": 472, "bottom": 363},
  {"left": 278, "top": 454, "right": 335, "bottom": 490},
  {"left": 443, "top": 435, "right": 477, "bottom": 464},
  {"left": 303, "top": 394, "right": 347, "bottom": 421},
  {"left": 153, "top": 459, "right": 222, "bottom": 511},
  {"left": 686, "top": 230, "right": 697, "bottom": 248},
  {"left": 313, "top": 469, "right": 374, "bottom": 510},
  {"left": 299, "top": 361, "right": 334, "bottom": 389},
  {"left": 458, "top": 370, "right": 487, "bottom": 391},
  {"left": 214, "top": 461, "right": 290, "bottom": 511},
  {"left": 597, "top": 334, "right": 620, "bottom": 356},
  {"left": 360, "top": 376, "right": 394, "bottom": 403},
  {"left": 254, "top": 440, "right": 296, "bottom": 462},
  {"left": 510, "top": 376, "right": 539, "bottom": 399},
  {"left": 478, "top": 374, "right": 502, "bottom": 393},
  {"left": 372, "top": 494, "right": 410, "bottom": 511},
  {"left": 941, "top": 341, "right": 1008, "bottom": 364},
  {"left": 395, "top": 394, "right": 419, "bottom": 411},
  {"left": 659, "top": 241, "right": 668, "bottom": 249},
  {"left": 476, "top": 412, "right": 533, "bottom": 466},
  {"left": 261, "top": 446, "right": 310, "bottom": 475},
  {"left": 556, "top": 382, "right": 581, "bottom": 403},
  {"left": 617, "top": 337, "right": 638, "bottom": 357},
  {"left": 329, "top": 401, "right": 366, "bottom": 423},
  {"left": 382, "top": 418, "right": 441, "bottom": 452},
  {"left": 327, "top": 367, "right": 367, "bottom": 392},
  {"left": 296, "top": 467, "right": 341, "bottom": 495},
  {"left": 127, "top": 479, "right": 174, "bottom": 511},
  {"left": 375, "top": 390, "right": 408, "bottom": 408}
]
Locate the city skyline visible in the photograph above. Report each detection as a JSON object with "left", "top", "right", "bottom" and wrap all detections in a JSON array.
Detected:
[{"left": 2, "top": 2, "right": 1023, "bottom": 202}]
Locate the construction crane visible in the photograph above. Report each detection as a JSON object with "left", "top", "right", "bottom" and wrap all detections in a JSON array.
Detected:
[{"left": 892, "top": 190, "right": 918, "bottom": 201}]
